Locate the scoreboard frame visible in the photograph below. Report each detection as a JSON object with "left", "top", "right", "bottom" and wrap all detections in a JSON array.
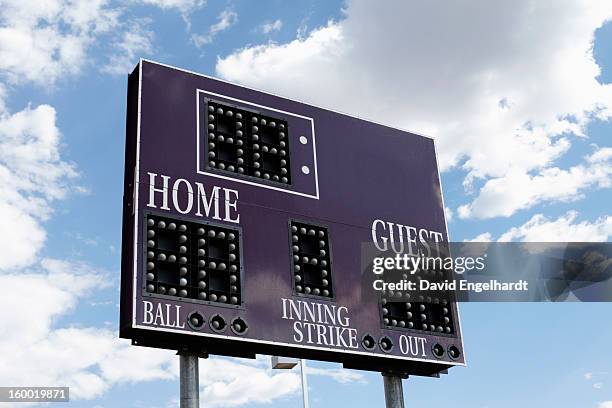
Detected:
[{"left": 120, "top": 59, "right": 466, "bottom": 377}]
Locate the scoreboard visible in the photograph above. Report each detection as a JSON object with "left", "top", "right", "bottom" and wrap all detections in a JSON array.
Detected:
[{"left": 120, "top": 59, "right": 465, "bottom": 377}]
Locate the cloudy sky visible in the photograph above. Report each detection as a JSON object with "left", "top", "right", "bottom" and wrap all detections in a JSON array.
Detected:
[{"left": 0, "top": 0, "right": 611, "bottom": 407}]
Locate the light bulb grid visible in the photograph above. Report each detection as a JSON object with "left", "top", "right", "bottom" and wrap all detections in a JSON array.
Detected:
[
  {"left": 144, "top": 214, "right": 242, "bottom": 306},
  {"left": 381, "top": 297, "right": 454, "bottom": 334},
  {"left": 205, "top": 101, "right": 291, "bottom": 184},
  {"left": 289, "top": 221, "right": 333, "bottom": 298},
  {"left": 377, "top": 264, "right": 455, "bottom": 334}
]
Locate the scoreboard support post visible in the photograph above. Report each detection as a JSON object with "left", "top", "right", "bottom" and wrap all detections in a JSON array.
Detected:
[
  {"left": 383, "top": 374, "right": 405, "bottom": 408},
  {"left": 179, "top": 354, "right": 199, "bottom": 408},
  {"left": 299, "top": 359, "right": 310, "bottom": 408}
]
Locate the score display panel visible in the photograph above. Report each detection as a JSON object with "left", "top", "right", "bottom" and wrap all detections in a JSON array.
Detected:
[{"left": 120, "top": 59, "right": 465, "bottom": 377}]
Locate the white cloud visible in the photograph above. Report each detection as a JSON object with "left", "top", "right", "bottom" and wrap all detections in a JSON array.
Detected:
[
  {"left": 217, "top": 22, "right": 342, "bottom": 90},
  {"left": 0, "top": 0, "right": 210, "bottom": 84},
  {"left": 0, "top": 201, "right": 46, "bottom": 270},
  {"left": 0, "top": 83, "right": 6, "bottom": 113},
  {"left": 469, "top": 211, "right": 612, "bottom": 242},
  {"left": 588, "top": 147, "right": 612, "bottom": 163},
  {"left": 458, "top": 147, "right": 612, "bottom": 219},
  {"left": 192, "top": 9, "right": 237, "bottom": 48},
  {"left": 197, "top": 357, "right": 300, "bottom": 407},
  {"left": 586, "top": 372, "right": 594, "bottom": 380},
  {"left": 193, "top": 358, "right": 364, "bottom": 407},
  {"left": 599, "top": 402, "right": 612, "bottom": 408},
  {"left": 499, "top": 211, "right": 612, "bottom": 242},
  {"left": 0, "top": 103, "right": 78, "bottom": 270},
  {"left": 261, "top": 19, "right": 283, "bottom": 34},
  {"left": 465, "top": 232, "right": 493, "bottom": 242},
  {"left": 137, "top": 0, "right": 205, "bottom": 13},
  {"left": 594, "top": 382, "right": 604, "bottom": 389},
  {"left": 216, "top": 0, "right": 612, "bottom": 219},
  {"left": 0, "top": 0, "right": 119, "bottom": 85},
  {"left": 307, "top": 366, "right": 365, "bottom": 384},
  {"left": 102, "top": 20, "right": 153, "bottom": 75},
  {"left": 208, "top": 10, "right": 238, "bottom": 36},
  {"left": 0, "top": 259, "right": 177, "bottom": 400}
]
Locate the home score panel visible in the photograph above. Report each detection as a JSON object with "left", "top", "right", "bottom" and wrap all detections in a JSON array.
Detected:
[{"left": 120, "top": 59, "right": 465, "bottom": 376}]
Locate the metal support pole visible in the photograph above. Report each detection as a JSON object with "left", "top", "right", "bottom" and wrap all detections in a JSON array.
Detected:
[
  {"left": 180, "top": 354, "right": 199, "bottom": 408},
  {"left": 383, "top": 374, "right": 405, "bottom": 408},
  {"left": 300, "top": 359, "right": 310, "bottom": 408}
]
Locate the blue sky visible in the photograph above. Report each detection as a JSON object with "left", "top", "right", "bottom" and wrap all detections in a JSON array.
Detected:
[{"left": 0, "top": 1, "right": 611, "bottom": 407}]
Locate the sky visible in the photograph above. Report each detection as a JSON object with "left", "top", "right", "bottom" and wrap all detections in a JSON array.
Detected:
[{"left": 0, "top": 0, "right": 611, "bottom": 407}]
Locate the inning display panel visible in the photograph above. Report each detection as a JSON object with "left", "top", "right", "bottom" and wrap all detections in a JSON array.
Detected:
[{"left": 120, "top": 59, "right": 465, "bottom": 377}]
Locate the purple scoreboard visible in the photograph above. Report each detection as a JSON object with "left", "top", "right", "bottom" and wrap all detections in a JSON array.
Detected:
[{"left": 120, "top": 59, "right": 465, "bottom": 376}]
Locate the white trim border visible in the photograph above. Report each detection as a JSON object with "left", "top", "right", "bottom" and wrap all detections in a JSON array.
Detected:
[
  {"left": 133, "top": 322, "right": 466, "bottom": 366},
  {"left": 196, "top": 89, "right": 320, "bottom": 200}
]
